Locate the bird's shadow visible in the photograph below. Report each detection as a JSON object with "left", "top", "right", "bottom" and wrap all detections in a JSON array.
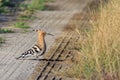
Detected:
[{"left": 26, "top": 58, "right": 64, "bottom": 62}]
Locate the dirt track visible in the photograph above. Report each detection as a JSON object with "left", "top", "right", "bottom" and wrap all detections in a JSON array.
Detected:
[{"left": 0, "top": 0, "right": 93, "bottom": 80}]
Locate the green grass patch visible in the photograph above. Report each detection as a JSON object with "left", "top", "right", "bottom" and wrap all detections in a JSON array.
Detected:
[
  {"left": 14, "top": 22, "right": 30, "bottom": 29},
  {"left": 27, "top": 0, "right": 45, "bottom": 12},
  {"left": 0, "top": 28, "right": 14, "bottom": 33}
]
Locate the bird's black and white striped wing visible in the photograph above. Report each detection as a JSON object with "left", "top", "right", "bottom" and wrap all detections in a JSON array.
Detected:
[{"left": 16, "top": 45, "right": 42, "bottom": 59}]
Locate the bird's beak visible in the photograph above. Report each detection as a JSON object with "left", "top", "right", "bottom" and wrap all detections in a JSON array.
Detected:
[{"left": 46, "top": 33, "right": 54, "bottom": 36}]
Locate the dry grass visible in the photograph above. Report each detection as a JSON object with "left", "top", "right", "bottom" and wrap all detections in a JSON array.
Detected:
[
  {"left": 63, "top": 0, "right": 120, "bottom": 79},
  {"left": 63, "top": 13, "right": 86, "bottom": 32}
]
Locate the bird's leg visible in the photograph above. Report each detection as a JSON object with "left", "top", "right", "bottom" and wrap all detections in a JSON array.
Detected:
[{"left": 36, "top": 53, "right": 39, "bottom": 58}]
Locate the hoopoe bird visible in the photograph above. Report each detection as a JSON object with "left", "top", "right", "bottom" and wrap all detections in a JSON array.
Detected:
[{"left": 16, "top": 29, "right": 53, "bottom": 59}]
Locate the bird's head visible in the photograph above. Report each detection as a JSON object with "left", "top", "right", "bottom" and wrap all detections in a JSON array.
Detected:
[{"left": 33, "top": 29, "right": 54, "bottom": 36}]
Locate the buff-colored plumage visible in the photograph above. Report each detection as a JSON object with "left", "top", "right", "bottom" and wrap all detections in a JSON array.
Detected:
[{"left": 37, "top": 30, "right": 46, "bottom": 49}]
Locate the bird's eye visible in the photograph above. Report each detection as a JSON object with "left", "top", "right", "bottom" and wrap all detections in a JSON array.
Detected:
[{"left": 33, "top": 29, "right": 38, "bottom": 32}]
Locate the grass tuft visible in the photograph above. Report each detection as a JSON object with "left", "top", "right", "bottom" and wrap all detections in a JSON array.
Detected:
[{"left": 14, "top": 22, "right": 30, "bottom": 29}]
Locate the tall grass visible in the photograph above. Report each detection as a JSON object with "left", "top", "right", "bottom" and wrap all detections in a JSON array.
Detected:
[{"left": 64, "top": 0, "right": 120, "bottom": 79}]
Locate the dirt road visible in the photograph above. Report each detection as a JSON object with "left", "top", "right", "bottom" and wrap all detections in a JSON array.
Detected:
[{"left": 0, "top": 0, "right": 93, "bottom": 80}]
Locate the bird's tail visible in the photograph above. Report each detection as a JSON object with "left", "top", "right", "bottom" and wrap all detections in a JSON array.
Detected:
[{"left": 16, "top": 45, "right": 41, "bottom": 59}]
